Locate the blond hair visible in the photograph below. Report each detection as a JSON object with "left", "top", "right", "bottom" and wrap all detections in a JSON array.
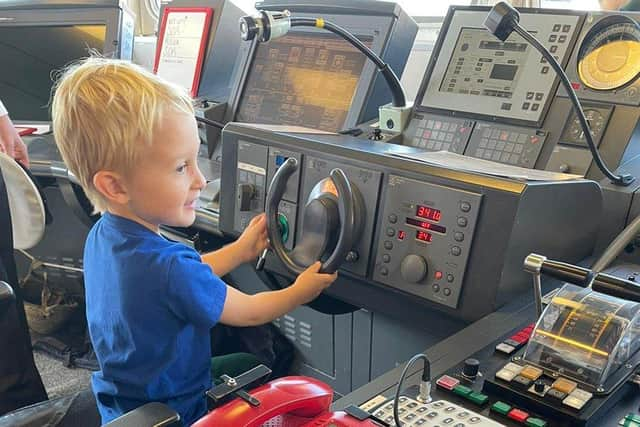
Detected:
[{"left": 51, "top": 57, "right": 194, "bottom": 213}]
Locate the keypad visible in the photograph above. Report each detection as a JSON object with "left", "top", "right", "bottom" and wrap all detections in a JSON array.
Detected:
[
  {"left": 466, "top": 125, "right": 547, "bottom": 168},
  {"left": 407, "top": 114, "right": 475, "bottom": 154},
  {"left": 371, "top": 397, "right": 503, "bottom": 426}
]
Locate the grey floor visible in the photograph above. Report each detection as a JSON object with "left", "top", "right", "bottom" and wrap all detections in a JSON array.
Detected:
[{"left": 33, "top": 350, "right": 92, "bottom": 399}]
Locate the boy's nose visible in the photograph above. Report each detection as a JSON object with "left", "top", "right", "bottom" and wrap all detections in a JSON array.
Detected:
[{"left": 193, "top": 166, "right": 207, "bottom": 189}]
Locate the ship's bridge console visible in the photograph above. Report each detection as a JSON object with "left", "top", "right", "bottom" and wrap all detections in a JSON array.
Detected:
[{"left": 219, "top": 123, "right": 602, "bottom": 322}]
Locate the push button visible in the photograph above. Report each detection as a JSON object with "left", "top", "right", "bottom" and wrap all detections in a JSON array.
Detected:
[
  {"left": 526, "top": 418, "right": 547, "bottom": 427},
  {"left": 552, "top": 378, "right": 577, "bottom": 395},
  {"left": 491, "top": 401, "right": 511, "bottom": 416},
  {"left": 520, "top": 365, "right": 543, "bottom": 381},
  {"left": 508, "top": 408, "right": 529, "bottom": 423},
  {"left": 512, "top": 375, "right": 533, "bottom": 389},
  {"left": 436, "top": 375, "right": 460, "bottom": 391}
]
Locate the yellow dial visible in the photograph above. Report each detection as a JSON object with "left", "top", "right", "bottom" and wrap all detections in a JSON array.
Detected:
[{"left": 577, "top": 15, "right": 640, "bottom": 91}]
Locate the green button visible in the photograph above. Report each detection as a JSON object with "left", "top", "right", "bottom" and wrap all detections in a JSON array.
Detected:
[
  {"left": 468, "top": 392, "right": 489, "bottom": 405},
  {"left": 491, "top": 401, "right": 511, "bottom": 415},
  {"left": 277, "top": 213, "right": 289, "bottom": 243},
  {"left": 622, "top": 420, "right": 640, "bottom": 427},
  {"left": 526, "top": 418, "right": 548, "bottom": 427},
  {"left": 626, "top": 414, "right": 640, "bottom": 424},
  {"left": 453, "top": 384, "right": 473, "bottom": 397}
]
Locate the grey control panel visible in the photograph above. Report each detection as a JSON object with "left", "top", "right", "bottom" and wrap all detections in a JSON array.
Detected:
[
  {"left": 373, "top": 175, "right": 481, "bottom": 309},
  {"left": 466, "top": 123, "right": 548, "bottom": 168},
  {"left": 404, "top": 113, "right": 475, "bottom": 154},
  {"left": 234, "top": 141, "right": 268, "bottom": 231},
  {"left": 419, "top": 10, "right": 580, "bottom": 126}
]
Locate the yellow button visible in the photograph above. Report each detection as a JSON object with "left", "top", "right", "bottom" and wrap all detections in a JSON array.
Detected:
[
  {"left": 520, "top": 365, "right": 543, "bottom": 381},
  {"left": 552, "top": 378, "right": 577, "bottom": 395}
]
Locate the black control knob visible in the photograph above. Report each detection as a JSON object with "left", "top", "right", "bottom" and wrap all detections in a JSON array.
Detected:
[
  {"left": 238, "top": 183, "right": 256, "bottom": 212},
  {"left": 534, "top": 380, "right": 545, "bottom": 394},
  {"left": 400, "top": 255, "right": 428, "bottom": 283},
  {"left": 462, "top": 358, "right": 480, "bottom": 379}
]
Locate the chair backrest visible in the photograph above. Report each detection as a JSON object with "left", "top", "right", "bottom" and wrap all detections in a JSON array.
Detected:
[
  {"left": 0, "top": 280, "right": 15, "bottom": 317},
  {"left": 0, "top": 152, "right": 46, "bottom": 250}
]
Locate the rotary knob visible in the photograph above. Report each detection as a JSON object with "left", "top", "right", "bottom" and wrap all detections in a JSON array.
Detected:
[
  {"left": 400, "top": 254, "right": 428, "bottom": 283},
  {"left": 462, "top": 358, "right": 480, "bottom": 380}
]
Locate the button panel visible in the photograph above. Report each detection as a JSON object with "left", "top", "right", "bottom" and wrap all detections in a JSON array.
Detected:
[
  {"left": 465, "top": 123, "right": 548, "bottom": 168},
  {"left": 372, "top": 397, "right": 503, "bottom": 426},
  {"left": 374, "top": 175, "right": 482, "bottom": 309},
  {"left": 405, "top": 113, "right": 475, "bottom": 154}
]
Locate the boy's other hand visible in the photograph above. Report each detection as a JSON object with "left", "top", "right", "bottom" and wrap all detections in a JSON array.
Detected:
[
  {"left": 236, "top": 213, "right": 268, "bottom": 263},
  {"left": 293, "top": 261, "right": 338, "bottom": 303}
]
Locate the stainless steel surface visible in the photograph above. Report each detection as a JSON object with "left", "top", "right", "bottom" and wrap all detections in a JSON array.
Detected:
[{"left": 524, "top": 253, "right": 546, "bottom": 318}]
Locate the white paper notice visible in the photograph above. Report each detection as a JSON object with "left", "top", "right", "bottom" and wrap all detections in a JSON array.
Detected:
[{"left": 156, "top": 10, "right": 210, "bottom": 96}]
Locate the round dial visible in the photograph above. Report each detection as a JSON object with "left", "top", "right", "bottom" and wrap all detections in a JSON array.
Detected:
[
  {"left": 400, "top": 254, "right": 428, "bottom": 284},
  {"left": 567, "top": 108, "right": 605, "bottom": 142},
  {"left": 577, "top": 15, "right": 640, "bottom": 91}
]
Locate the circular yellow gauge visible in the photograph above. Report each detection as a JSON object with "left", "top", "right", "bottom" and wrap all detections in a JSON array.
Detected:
[{"left": 577, "top": 15, "right": 640, "bottom": 91}]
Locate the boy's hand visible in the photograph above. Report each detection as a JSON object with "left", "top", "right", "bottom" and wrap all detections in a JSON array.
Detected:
[
  {"left": 236, "top": 213, "right": 268, "bottom": 263},
  {"left": 293, "top": 262, "right": 338, "bottom": 303}
]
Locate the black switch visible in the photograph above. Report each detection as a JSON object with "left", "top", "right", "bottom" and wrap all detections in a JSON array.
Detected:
[{"left": 463, "top": 358, "right": 480, "bottom": 379}]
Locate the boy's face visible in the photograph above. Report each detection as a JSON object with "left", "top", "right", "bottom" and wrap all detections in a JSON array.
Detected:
[{"left": 122, "top": 109, "right": 206, "bottom": 231}]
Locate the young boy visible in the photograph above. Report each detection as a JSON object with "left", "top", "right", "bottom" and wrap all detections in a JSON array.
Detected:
[{"left": 50, "top": 57, "right": 338, "bottom": 425}]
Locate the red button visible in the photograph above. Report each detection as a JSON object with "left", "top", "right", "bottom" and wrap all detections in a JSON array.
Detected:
[
  {"left": 508, "top": 408, "right": 529, "bottom": 423},
  {"left": 511, "top": 333, "right": 529, "bottom": 344},
  {"left": 436, "top": 375, "right": 460, "bottom": 391},
  {"left": 435, "top": 271, "right": 443, "bottom": 280},
  {"left": 571, "top": 82, "right": 581, "bottom": 90}
]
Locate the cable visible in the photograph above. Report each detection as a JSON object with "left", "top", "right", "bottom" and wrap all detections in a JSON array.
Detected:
[
  {"left": 511, "top": 25, "right": 631, "bottom": 186},
  {"left": 195, "top": 115, "right": 225, "bottom": 130},
  {"left": 288, "top": 17, "right": 407, "bottom": 108},
  {"left": 591, "top": 213, "right": 640, "bottom": 274},
  {"left": 393, "top": 353, "right": 431, "bottom": 427}
]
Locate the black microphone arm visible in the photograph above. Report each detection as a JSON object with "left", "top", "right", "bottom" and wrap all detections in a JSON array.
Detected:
[{"left": 484, "top": 2, "right": 634, "bottom": 186}]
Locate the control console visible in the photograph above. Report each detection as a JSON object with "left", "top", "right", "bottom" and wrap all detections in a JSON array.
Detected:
[{"left": 219, "top": 123, "right": 601, "bottom": 321}]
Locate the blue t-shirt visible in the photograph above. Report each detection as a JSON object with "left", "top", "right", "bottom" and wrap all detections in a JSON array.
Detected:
[{"left": 84, "top": 213, "right": 227, "bottom": 425}]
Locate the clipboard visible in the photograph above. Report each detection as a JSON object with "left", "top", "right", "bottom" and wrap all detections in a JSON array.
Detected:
[{"left": 154, "top": 7, "right": 213, "bottom": 97}]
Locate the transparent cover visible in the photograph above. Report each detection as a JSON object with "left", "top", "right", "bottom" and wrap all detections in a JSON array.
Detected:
[{"left": 524, "top": 284, "right": 640, "bottom": 388}]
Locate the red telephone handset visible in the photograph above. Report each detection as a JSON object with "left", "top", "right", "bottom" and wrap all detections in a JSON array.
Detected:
[{"left": 193, "top": 376, "right": 379, "bottom": 427}]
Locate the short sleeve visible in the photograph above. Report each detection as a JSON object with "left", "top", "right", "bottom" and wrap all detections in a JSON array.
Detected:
[
  {"left": 0, "top": 100, "right": 7, "bottom": 117},
  {"left": 166, "top": 248, "right": 227, "bottom": 329}
]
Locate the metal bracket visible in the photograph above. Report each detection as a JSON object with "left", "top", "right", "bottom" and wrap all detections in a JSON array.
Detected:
[{"left": 206, "top": 364, "right": 272, "bottom": 407}]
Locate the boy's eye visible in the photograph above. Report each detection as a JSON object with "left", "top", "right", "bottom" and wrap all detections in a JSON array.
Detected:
[{"left": 176, "top": 163, "right": 187, "bottom": 173}]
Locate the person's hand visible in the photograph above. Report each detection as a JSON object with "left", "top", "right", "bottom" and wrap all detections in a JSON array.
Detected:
[
  {"left": 0, "top": 115, "right": 29, "bottom": 167},
  {"left": 292, "top": 261, "right": 338, "bottom": 303},
  {"left": 235, "top": 213, "right": 268, "bottom": 263}
]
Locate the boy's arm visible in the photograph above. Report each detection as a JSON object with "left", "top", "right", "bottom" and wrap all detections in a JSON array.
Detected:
[
  {"left": 201, "top": 214, "right": 268, "bottom": 277},
  {"left": 219, "top": 262, "right": 337, "bottom": 326},
  {"left": 201, "top": 242, "right": 246, "bottom": 278}
]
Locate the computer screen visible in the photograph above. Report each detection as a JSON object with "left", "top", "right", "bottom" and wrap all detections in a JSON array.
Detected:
[
  {"left": 415, "top": 9, "right": 581, "bottom": 127},
  {"left": 0, "top": 25, "right": 107, "bottom": 121},
  {"left": 235, "top": 32, "right": 372, "bottom": 132}
]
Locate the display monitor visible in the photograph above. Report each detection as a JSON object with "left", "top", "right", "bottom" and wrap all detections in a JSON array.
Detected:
[
  {"left": 0, "top": 25, "right": 107, "bottom": 121},
  {"left": 0, "top": 0, "right": 134, "bottom": 122},
  {"left": 414, "top": 8, "right": 582, "bottom": 127},
  {"left": 223, "top": 0, "right": 418, "bottom": 138},
  {"left": 235, "top": 32, "right": 372, "bottom": 132}
]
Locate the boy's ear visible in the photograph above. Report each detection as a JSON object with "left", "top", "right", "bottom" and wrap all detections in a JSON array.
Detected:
[{"left": 93, "top": 170, "right": 130, "bottom": 205}]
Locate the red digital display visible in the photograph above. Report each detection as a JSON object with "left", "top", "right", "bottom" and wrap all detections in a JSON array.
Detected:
[
  {"left": 406, "top": 217, "right": 447, "bottom": 234},
  {"left": 416, "top": 205, "right": 441, "bottom": 222},
  {"left": 416, "top": 230, "right": 433, "bottom": 242},
  {"left": 397, "top": 230, "right": 406, "bottom": 240}
]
